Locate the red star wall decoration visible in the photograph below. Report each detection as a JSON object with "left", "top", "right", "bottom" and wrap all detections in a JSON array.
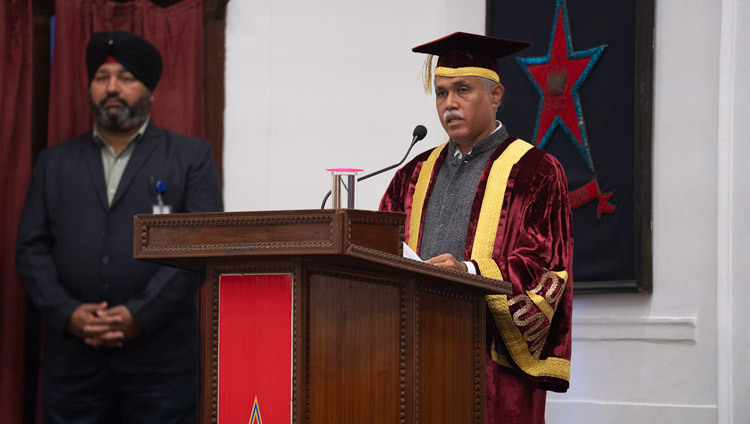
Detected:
[{"left": 517, "top": 0, "right": 615, "bottom": 218}]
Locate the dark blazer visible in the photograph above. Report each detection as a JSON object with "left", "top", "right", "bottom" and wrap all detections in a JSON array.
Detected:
[{"left": 16, "top": 122, "right": 223, "bottom": 376}]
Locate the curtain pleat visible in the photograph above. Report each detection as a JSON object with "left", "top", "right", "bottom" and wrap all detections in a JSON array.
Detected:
[{"left": 0, "top": 0, "right": 33, "bottom": 421}]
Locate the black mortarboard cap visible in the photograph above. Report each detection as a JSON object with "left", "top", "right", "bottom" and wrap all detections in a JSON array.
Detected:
[{"left": 412, "top": 32, "right": 531, "bottom": 91}]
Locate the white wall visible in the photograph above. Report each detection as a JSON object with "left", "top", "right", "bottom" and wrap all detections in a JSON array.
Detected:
[
  {"left": 224, "top": 0, "right": 485, "bottom": 212},
  {"left": 224, "top": 0, "right": 749, "bottom": 422}
]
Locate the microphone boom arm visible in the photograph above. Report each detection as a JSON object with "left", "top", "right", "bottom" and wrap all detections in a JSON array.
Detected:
[
  {"left": 357, "top": 138, "right": 419, "bottom": 183},
  {"left": 320, "top": 127, "right": 425, "bottom": 209}
]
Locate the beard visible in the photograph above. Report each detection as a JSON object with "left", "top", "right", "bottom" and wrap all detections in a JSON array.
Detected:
[{"left": 89, "top": 92, "right": 151, "bottom": 133}]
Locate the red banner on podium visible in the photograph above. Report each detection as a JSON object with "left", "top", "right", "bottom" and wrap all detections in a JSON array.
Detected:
[{"left": 218, "top": 274, "right": 293, "bottom": 423}]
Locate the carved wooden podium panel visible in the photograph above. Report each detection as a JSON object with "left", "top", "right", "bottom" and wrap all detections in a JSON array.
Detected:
[{"left": 134, "top": 209, "right": 511, "bottom": 424}]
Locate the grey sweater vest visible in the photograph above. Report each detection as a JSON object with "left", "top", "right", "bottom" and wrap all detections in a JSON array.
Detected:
[{"left": 419, "top": 126, "right": 509, "bottom": 260}]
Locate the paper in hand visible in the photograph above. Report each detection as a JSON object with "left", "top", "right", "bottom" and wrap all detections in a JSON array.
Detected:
[{"left": 402, "top": 242, "right": 422, "bottom": 261}]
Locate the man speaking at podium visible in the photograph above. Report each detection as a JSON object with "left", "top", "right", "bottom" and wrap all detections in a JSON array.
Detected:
[
  {"left": 16, "top": 31, "right": 223, "bottom": 423},
  {"left": 380, "top": 32, "right": 574, "bottom": 423}
]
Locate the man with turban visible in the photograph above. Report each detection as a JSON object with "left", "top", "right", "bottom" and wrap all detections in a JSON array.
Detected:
[
  {"left": 16, "top": 30, "right": 223, "bottom": 423},
  {"left": 380, "top": 32, "right": 574, "bottom": 423}
]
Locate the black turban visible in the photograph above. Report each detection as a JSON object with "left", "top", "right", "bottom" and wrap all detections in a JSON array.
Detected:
[{"left": 86, "top": 30, "right": 163, "bottom": 92}]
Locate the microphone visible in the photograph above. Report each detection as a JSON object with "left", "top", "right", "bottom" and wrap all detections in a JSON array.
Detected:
[{"left": 320, "top": 125, "right": 427, "bottom": 209}]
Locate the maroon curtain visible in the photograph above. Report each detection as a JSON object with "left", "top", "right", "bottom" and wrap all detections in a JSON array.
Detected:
[
  {"left": 48, "top": 0, "right": 205, "bottom": 145},
  {"left": 0, "top": 0, "right": 33, "bottom": 422}
]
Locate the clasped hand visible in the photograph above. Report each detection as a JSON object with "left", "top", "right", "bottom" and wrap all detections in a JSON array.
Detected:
[{"left": 67, "top": 302, "right": 142, "bottom": 348}]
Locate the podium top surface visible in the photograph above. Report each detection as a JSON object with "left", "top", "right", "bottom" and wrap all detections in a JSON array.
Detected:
[{"left": 134, "top": 209, "right": 511, "bottom": 295}]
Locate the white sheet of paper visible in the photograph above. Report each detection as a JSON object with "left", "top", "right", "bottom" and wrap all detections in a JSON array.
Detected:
[{"left": 402, "top": 242, "right": 422, "bottom": 261}]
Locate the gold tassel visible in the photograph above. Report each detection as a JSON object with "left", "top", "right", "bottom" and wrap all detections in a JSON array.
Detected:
[{"left": 420, "top": 54, "right": 434, "bottom": 94}]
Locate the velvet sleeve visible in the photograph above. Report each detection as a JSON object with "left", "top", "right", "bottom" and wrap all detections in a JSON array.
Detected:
[
  {"left": 484, "top": 153, "right": 574, "bottom": 392},
  {"left": 504, "top": 154, "right": 572, "bottom": 313}
]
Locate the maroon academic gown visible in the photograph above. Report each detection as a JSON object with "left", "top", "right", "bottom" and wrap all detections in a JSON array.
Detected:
[{"left": 380, "top": 136, "right": 574, "bottom": 424}]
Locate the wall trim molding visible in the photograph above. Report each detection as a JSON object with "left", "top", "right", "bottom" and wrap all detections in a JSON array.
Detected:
[
  {"left": 546, "top": 398, "right": 717, "bottom": 422},
  {"left": 572, "top": 316, "right": 696, "bottom": 342},
  {"left": 547, "top": 398, "right": 716, "bottom": 409}
]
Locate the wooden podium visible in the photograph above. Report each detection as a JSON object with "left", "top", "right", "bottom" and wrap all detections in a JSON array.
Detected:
[{"left": 134, "top": 209, "right": 510, "bottom": 424}]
